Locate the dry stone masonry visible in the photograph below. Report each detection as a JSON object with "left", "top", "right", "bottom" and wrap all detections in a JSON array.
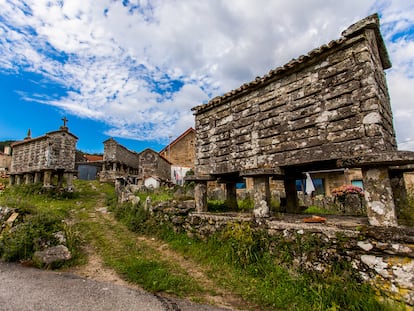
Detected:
[
  {"left": 100, "top": 139, "right": 171, "bottom": 186},
  {"left": 100, "top": 138, "right": 140, "bottom": 183},
  {"left": 9, "top": 120, "right": 78, "bottom": 190},
  {"left": 190, "top": 14, "right": 414, "bottom": 226}
]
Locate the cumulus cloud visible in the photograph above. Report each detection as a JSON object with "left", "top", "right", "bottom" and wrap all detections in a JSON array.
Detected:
[{"left": 0, "top": 0, "right": 413, "bottom": 147}]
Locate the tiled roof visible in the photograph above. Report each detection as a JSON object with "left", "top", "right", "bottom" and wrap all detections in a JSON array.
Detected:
[{"left": 84, "top": 155, "right": 103, "bottom": 162}]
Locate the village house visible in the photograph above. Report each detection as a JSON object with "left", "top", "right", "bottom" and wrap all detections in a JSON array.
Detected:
[
  {"left": 160, "top": 128, "right": 196, "bottom": 185},
  {"left": 139, "top": 148, "right": 171, "bottom": 187},
  {"left": 0, "top": 146, "right": 12, "bottom": 175},
  {"left": 189, "top": 14, "right": 414, "bottom": 227},
  {"left": 9, "top": 119, "right": 78, "bottom": 190}
]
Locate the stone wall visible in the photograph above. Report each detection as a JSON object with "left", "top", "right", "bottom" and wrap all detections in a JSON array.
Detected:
[
  {"left": 147, "top": 201, "right": 414, "bottom": 306},
  {"left": 192, "top": 14, "right": 396, "bottom": 176}
]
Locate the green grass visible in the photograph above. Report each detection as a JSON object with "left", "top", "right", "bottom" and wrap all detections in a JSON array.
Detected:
[
  {"left": 0, "top": 181, "right": 406, "bottom": 310},
  {"left": 303, "top": 205, "right": 336, "bottom": 215},
  {"left": 119, "top": 205, "right": 400, "bottom": 311},
  {"left": 79, "top": 215, "right": 201, "bottom": 296}
]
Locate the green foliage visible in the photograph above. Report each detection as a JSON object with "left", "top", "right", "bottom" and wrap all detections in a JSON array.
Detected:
[
  {"left": 304, "top": 205, "right": 335, "bottom": 215},
  {"left": 111, "top": 202, "right": 151, "bottom": 233},
  {"left": 207, "top": 200, "right": 227, "bottom": 212},
  {"left": 221, "top": 222, "right": 267, "bottom": 267},
  {"left": 162, "top": 226, "right": 398, "bottom": 311},
  {"left": 0, "top": 180, "right": 109, "bottom": 267},
  {"left": 135, "top": 186, "right": 174, "bottom": 203},
  {"left": 207, "top": 198, "right": 254, "bottom": 212},
  {"left": 0, "top": 212, "right": 62, "bottom": 261},
  {"left": 238, "top": 198, "right": 254, "bottom": 211}
]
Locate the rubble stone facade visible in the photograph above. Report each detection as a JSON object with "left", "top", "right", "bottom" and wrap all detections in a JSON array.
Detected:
[
  {"left": 9, "top": 125, "right": 78, "bottom": 190},
  {"left": 100, "top": 139, "right": 171, "bottom": 186},
  {"left": 100, "top": 138, "right": 140, "bottom": 183},
  {"left": 139, "top": 148, "right": 171, "bottom": 182},
  {"left": 190, "top": 14, "right": 414, "bottom": 226}
]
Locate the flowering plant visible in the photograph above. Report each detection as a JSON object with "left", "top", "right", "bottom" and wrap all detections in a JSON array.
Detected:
[{"left": 331, "top": 185, "right": 364, "bottom": 198}]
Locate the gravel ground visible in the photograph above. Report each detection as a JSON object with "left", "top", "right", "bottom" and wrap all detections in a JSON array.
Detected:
[{"left": 0, "top": 261, "right": 232, "bottom": 311}]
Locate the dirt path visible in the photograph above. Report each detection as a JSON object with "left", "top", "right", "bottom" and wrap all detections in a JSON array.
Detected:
[{"left": 68, "top": 200, "right": 249, "bottom": 311}]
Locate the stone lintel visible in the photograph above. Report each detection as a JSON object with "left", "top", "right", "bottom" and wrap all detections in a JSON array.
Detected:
[
  {"left": 184, "top": 175, "right": 216, "bottom": 182},
  {"left": 337, "top": 151, "right": 414, "bottom": 168},
  {"left": 240, "top": 167, "right": 284, "bottom": 177},
  {"left": 389, "top": 164, "right": 414, "bottom": 172}
]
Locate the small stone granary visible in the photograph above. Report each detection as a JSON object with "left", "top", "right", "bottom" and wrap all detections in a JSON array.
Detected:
[
  {"left": 100, "top": 138, "right": 141, "bottom": 183},
  {"left": 100, "top": 138, "right": 171, "bottom": 186},
  {"left": 190, "top": 14, "right": 414, "bottom": 226},
  {"left": 9, "top": 118, "right": 78, "bottom": 190}
]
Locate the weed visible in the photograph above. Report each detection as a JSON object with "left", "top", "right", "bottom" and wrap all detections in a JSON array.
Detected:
[{"left": 304, "top": 205, "right": 335, "bottom": 215}]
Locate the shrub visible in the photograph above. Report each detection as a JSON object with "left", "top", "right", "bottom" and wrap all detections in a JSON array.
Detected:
[
  {"left": 0, "top": 212, "right": 63, "bottom": 262},
  {"left": 332, "top": 185, "right": 364, "bottom": 200}
]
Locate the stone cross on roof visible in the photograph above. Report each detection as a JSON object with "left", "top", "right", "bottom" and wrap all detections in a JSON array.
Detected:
[{"left": 60, "top": 117, "right": 69, "bottom": 131}]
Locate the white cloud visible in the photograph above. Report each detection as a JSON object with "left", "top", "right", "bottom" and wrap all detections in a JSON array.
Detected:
[{"left": 0, "top": 0, "right": 413, "bottom": 148}]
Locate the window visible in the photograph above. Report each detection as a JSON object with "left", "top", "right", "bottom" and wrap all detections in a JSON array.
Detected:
[
  {"left": 236, "top": 182, "right": 246, "bottom": 189},
  {"left": 296, "top": 178, "right": 325, "bottom": 195},
  {"left": 351, "top": 179, "right": 364, "bottom": 190}
]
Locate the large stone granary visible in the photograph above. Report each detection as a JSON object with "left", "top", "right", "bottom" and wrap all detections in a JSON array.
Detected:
[
  {"left": 9, "top": 120, "right": 78, "bottom": 190},
  {"left": 190, "top": 14, "right": 414, "bottom": 226}
]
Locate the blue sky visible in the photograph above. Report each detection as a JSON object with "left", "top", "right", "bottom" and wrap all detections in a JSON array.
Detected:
[{"left": 0, "top": 0, "right": 413, "bottom": 154}]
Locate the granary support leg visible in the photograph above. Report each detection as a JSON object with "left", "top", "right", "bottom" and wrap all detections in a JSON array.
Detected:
[
  {"left": 43, "top": 170, "right": 53, "bottom": 188},
  {"left": 283, "top": 175, "right": 300, "bottom": 213},
  {"left": 361, "top": 167, "right": 398, "bottom": 227},
  {"left": 15, "top": 175, "right": 22, "bottom": 185},
  {"left": 25, "top": 173, "right": 33, "bottom": 185},
  {"left": 9, "top": 175, "right": 15, "bottom": 186},
  {"left": 65, "top": 173, "right": 74, "bottom": 191},
  {"left": 225, "top": 182, "right": 238, "bottom": 210},
  {"left": 34, "top": 172, "right": 42, "bottom": 183},
  {"left": 194, "top": 181, "right": 208, "bottom": 213},
  {"left": 253, "top": 176, "right": 271, "bottom": 217},
  {"left": 57, "top": 172, "right": 64, "bottom": 188},
  {"left": 389, "top": 170, "right": 408, "bottom": 218}
]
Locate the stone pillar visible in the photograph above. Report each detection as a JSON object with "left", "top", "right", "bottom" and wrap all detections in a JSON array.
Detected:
[
  {"left": 284, "top": 175, "right": 299, "bottom": 213},
  {"left": 253, "top": 176, "right": 270, "bottom": 217},
  {"left": 65, "top": 173, "right": 74, "bottom": 191},
  {"left": 57, "top": 172, "right": 64, "bottom": 188},
  {"left": 25, "top": 173, "right": 33, "bottom": 184},
  {"left": 43, "top": 171, "right": 53, "bottom": 188},
  {"left": 194, "top": 181, "right": 208, "bottom": 213},
  {"left": 15, "top": 175, "right": 22, "bottom": 185},
  {"left": 225, "top": 182, "right": 238, "bottom": 210},
  {"left": 389, "top": 170, "right": 408, "bottom": 218},
  {"left": 9, "top": 175, "right": 15, "bottom": 186},
  {"left": 34, "top": 172, "right": 42, "bottom": 183},
  {"left": 361, "top": 167, "right": 398, "bottom": 227},
  {"left": 112, "top": 162, "right": 117, "bottom": 171}
]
